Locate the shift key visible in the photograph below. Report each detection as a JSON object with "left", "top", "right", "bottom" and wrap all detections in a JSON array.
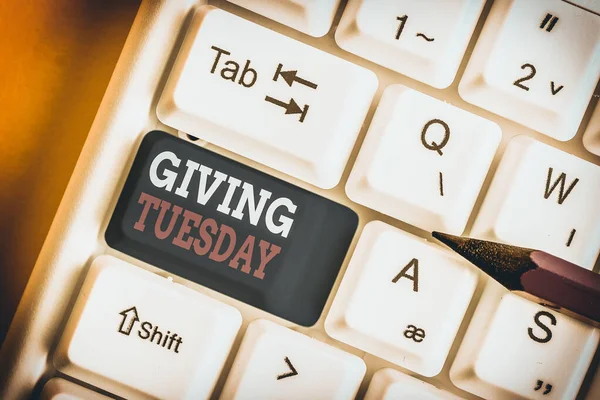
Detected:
[
  {"left": 157, "top": 5, "right": 377, "bottom": 189},
  {"left": 106, "top": 131, "right": 358, "bottom": 326}
]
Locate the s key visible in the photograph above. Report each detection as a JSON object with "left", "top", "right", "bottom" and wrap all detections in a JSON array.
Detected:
[
  {"left": 451, "top": 290, "right": 599, "bottom": 400},
  {"left": 106, "top": 131, "right": 358, "bottom": 326}
]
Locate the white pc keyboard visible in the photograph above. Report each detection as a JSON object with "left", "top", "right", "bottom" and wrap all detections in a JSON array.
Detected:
[{"left": 1, "top": 0, "right": 599, "bottom": 399}]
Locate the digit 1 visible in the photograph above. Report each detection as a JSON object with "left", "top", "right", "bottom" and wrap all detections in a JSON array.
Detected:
[{"left": 396, "top": 15, "right": 408, "bottom": 40}]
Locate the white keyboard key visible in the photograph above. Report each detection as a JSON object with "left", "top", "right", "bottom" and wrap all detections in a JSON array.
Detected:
[
  {"left": 451, "top": 290, "right": 599, "bottom": 400},
  {"left": 336, "top": 0, "right": 485, "bottom": 88},
  {"left": 569, "top": 0, "right": 600, "bottom": 15},
  {"left": 325, "top": 221, "right": 477, "bottom": 377},
  {"left": 227, "top": 0, "right": 341, "bottom": 37},
  {"left": 54, "top": 255, "right": 242, "bottom": 400},
  {"left": 220, "top": 319, "right": 366, "bottom": 400},
  {"left": 585, "top": 361, "right": 600, "bottom": 399},
  {"left": 459, "top": 0, "right": 600, "bottom": 141},
  {"left": 41, "top": 378, "right": 110, "bottom": 400},
  {"left": 583, "top": 102, "right": 600, "bottom": 156},
  {"left": 157, "top": 6, "right": 377, "bottom": 189},
  {"left": 472, "top": 135, "right": 600, "bottom": 270},
  {"left": 346, "top": 85, "right": 501, "bottom": 234},
  {"left": 364, "top": 368, "right": 461, "bottom": 400}
]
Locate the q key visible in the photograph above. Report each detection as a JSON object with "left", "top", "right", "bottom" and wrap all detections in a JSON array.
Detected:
[{"left": 346, "top": 85, "right": 501, "bottom": 234}]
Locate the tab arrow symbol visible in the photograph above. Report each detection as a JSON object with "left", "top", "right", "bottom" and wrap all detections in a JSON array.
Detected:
[
  {"left": 274, "top": 64, "right": 318, "bottom": 90},
  {"left": 264, "top": 96, "right": 309, "bottom": 122},
  {"left": 118, "top": 306, "right": 140, "bottom": 336},
  {"left": 277, "top": 357, "right": 299, "bottom": 380}
]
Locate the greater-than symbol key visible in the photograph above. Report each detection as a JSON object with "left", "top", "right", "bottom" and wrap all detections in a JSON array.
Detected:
[
  {"left": 277, "top": 356, "right": 299, "bottom": 380},
  {"left": 220, "top": 320, "right": 366, "bottom": 398}
]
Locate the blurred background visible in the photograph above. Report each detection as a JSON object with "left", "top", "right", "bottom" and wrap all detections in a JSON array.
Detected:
[{"left": 0, "top": 0, "right": 141, "bottom": 346}]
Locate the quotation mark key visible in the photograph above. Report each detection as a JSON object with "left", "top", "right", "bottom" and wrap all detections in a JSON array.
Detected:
[
  {"left": 540, "top": 13, "right": 559, "bottom": 32},
  {"left": 534, "top": 379, "right": 553, "bottom": 395}
]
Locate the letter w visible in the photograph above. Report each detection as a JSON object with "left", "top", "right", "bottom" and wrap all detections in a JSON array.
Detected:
[{"left": 544, "top": 167, "right": 579, "bottom": 205}]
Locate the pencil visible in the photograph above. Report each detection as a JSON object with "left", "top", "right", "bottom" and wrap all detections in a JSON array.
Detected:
[{"left": 432, "top": 231, "right": 600, "bottom": 326}]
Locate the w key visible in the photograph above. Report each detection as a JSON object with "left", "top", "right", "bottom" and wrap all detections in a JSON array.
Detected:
[{"left": 472, "top": 136, "right": 600, "bottom": 269}]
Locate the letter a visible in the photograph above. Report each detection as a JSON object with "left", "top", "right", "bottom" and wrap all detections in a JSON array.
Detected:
[{"left": 392, "top": 258, "right": 419, "bottom": 292}]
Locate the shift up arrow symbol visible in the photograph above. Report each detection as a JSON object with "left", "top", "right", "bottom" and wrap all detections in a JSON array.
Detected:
[
  {"left": 118, "top": 306, "right": 140, "bottom": 336},
  {"left": 264, "top": 96, "right": 309, "bottom": 122},
  {"left": 274, "top": 63, "right": 318, "bottom": 89}
]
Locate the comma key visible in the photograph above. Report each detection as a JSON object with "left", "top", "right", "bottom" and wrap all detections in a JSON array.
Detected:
[
  {"left": 364, "top": 369, "right": 462, "bottom": 400},
  {"left": 54, "top": 256, "right": 242, "bottom": 400},
  {"left": 325, "top": 221, "right": 477, "bottom": 377}
]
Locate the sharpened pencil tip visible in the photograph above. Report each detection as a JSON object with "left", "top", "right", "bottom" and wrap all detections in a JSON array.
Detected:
[
  {"left": 431, "top": 231, "right": 535, "bottom": 291},
  {"left": 431, "top": 231, "right": 468, "bottom": 251}
]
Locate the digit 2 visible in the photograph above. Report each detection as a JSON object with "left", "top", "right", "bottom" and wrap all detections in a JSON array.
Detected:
[{"left": 513, "top": 63, "right": 537, "bottom": 91}]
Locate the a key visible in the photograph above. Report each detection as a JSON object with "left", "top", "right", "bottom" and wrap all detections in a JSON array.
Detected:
[
  {"left": 105, "top": 131, "right": 358, "bottom": 326},
  {"left": 345, "top": 85, "right": 501, "bottom": 234},
  {"left": 54, "top": 255, "right": 242, "bottom": 400},
  {"left": 336, "top": 0, "right": 485, "bottom": 88},
  {"left": 157, "top": 5, "right": 377, "bottom": 189},
  {"left": 41, "top": 378, "right": 110, "bottom": 400},
  {"left": 583, "top": 103, "right": 600, "bottom": 156},
  {"left": 219, "top": 319, "right": 366, "bottom": 400},
  {"left": 325, "top": 221, "right": 477, "bottom": 377},
  {"left": 364, "top": 368, "right": 461, "bottom": 400},
  {"left": 471, "top": 135, "right": 600, "bottom": 269},
  {"left": 459, "top": 0, "right": 600, "bottom": 141},
  {"left": 450, "top": 289, "right": 599, "bottom": 400},
  {"left": 227, "top": 0, "right": 341, "bottom": 37}
]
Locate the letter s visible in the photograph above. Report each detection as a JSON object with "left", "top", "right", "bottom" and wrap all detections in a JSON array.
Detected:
[
  {"left": 149, "top": 151, "right": 181, "bottom": 192},
  {"left": 138, "top": 321, "right": 152, "bottom": 340},
  {"left": 527, "top": 311, "right": 556, "bottom": 344}
]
